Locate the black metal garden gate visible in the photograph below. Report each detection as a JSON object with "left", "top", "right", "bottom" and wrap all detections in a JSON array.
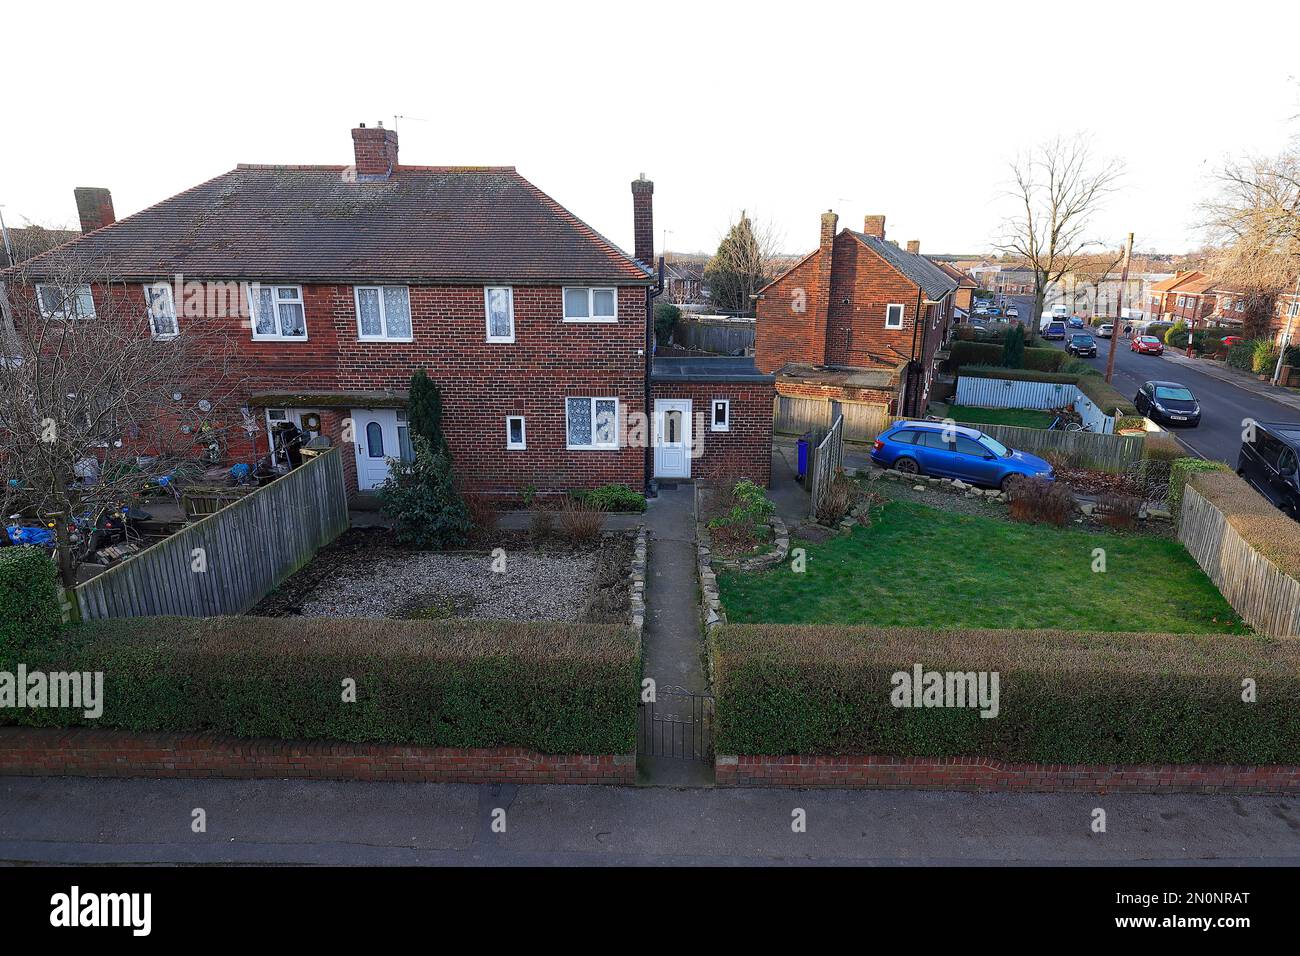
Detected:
[{"left": 637, "top": 686, "right": 714, "bottom": 761}]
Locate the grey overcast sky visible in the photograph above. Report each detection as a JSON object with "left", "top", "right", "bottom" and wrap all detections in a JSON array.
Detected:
[{"left": 3, "top": 0, "right": 1298, "bottom": 258}]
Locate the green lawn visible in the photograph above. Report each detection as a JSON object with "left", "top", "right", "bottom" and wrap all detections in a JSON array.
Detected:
[
  {"left": 718, "top": 501, "right": 1247, "bottom": 633},
  {"left": 944, "top": 404, "right": 1054, "bottom": 429}
]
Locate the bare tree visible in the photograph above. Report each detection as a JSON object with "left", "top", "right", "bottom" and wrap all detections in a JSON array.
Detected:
[
  {"left": 995, "top": 136, "right": 1124, "bottom": 341},
  {"left": 1203, "top": 142, "right": 1300, "bottom": 338},
  {"left": 704, "top": 211, "right": 785, "bottom": 315},
  {"left": 1, "top": 250, "right": 250, "bottom": 586},
  {"left": 1069, "top": 248, "right": 1128, "bottom": 318}
]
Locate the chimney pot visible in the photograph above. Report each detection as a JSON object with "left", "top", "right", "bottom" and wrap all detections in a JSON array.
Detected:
[
  {"left": 906, "top": 239, "right": 920, "bottom": 254},
  {"left": 351, "top": 124, "right": 400, "bottom": 177},
  {"left": 863, "top": 215, "right": 886, "bottom": 239},
  {"left": 631, "top": 175, "right": 655, "bottom": 267},
  {"left": 73, "top": 187, "right": 116, "bottom": 233}
]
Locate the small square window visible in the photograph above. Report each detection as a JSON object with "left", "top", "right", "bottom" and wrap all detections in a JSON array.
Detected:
[
  {"left": 885, "top": 304, "right": 904, "bottom": 329},
  {"left": 711, "top": 399, "right": 730, "bottom": 432},
  {"left": 506, "top": 415, "right": 526, "bottom": 450}
]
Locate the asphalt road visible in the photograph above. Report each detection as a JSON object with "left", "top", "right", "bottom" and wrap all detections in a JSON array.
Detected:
[
  {"left": 3, "top": 776, "right": 1300, "bottom": 866},
  {"left": 999, "top": 294, "right": 1300, "bottom": 464}
]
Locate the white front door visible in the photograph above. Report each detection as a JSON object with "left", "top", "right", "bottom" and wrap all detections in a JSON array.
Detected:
[
  {"left": 654, "top": 399, "right": 692, "bottom": 479},
  {"left": 351, "top": 409, "right": 408, "bottom": 490}
]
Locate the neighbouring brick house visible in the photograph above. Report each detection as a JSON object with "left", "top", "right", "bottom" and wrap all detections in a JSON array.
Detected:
[
  {"left": 5, "top": 124, "right": 774, "bottom": 498},
  {"left": 754, "top": 212, "right": 957, "bottom": 418},
  {"left": 1148, "top": 270, "right": 1217, "bottom": 327},
  {"left": 933, "top": 260, "right": 977, "bottom": 318}
]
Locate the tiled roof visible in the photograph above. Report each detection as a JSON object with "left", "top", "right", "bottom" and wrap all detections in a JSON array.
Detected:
[
  {"left": 854, "top": 233, "right": 959, "bottom": 300},
  {"left": 931, "top": 259, "right": 977, "bottom": 287},
  {"left": 1149, "top": 270, "right": 1210, "bottom": 294},
  {"left": 10, "top": 166, "right": 653, "bottom": 285}
]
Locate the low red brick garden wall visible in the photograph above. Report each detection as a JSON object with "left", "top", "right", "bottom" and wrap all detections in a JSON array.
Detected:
[
  {"left": 0, "top": 729, "right": 635, "bottom": 785},
  {"left": 716, "top": 755, "right": 1300, "bottom": 794}
]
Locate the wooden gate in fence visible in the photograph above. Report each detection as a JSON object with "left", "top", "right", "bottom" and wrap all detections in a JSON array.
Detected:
[
  {"left": 1178, "top": 484, "right": 1300, "bottom": 637},
  {"left": 807, "top": 415, "right": 845, "bottom": 520},
  {"left": 72, "top": 447, "right": 350, "bottom": 621},
  {"left": 774, "top": 396, "right": 892, "bottom": 443}
]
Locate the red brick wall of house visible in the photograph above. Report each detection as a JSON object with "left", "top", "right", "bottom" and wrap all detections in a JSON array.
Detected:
[
  {"left": 0, "top": 728, "right": 635, "bottom": 785},
  {"left": 716, "top": 753, "right": 1300, "bottom": 794},
  {"left": 754, "top": 251, "right": 826, "bottom": 374},
  {"left": 650, "top": 380, "right": 773, "bottom": 485},
  {"left": 12, "top": 280, "right": 650, "bottom": 496},
  {"left": 825, "top": 234, "right": 926, "bottom": 368}
]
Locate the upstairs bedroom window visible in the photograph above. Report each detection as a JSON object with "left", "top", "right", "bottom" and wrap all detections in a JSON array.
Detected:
[
  {"left": 35, "top": 283, "right": 96, "bottom": 320},
  {"left": 563, "top": 287, "right": 617, "bottom": 322},
  {"left": 485, "top": 287, "right": 515, "bottom": 342},
  {"left": 355, "top": 286, "right": 412, "bottom": 341},
  {"left": 249, "top": 284, "right": 308, "bottom": 340},
  {"left": 144, "top": 282, "right": 178, "bottom": 338}
]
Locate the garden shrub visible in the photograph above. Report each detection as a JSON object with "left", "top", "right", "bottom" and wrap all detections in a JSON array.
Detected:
[
  {"left": 2, "top": 616, "right": 640, "bottom": 754},
  {"left": 462, "top": 493, "right": 499, "bottom": 535},
  {"left": 1164, "top": 321, "right": 1189, "bottom": 347},
  {"left": 530, "top": 504, "right": 555, "bottom": 541},
  {"left": 1144, "top": 322, "right": 1173, "bottom": 343},
  {"left": 1252, "top": 339, "right": 1281, "bottom": 375},
  {"left": 1006, "top": 476, "right": 1075, "bottom": 526},
  {"left": 709, "top": 624, "right": 1300, "bottom": 764},
  {"left": 377, "top": 436, "right": 472, "bottom": 549},
  {"left": 556, "top": 497, "right": 606, "bottom": 543},
  {"left": 574, "top": 483, "right": 646, "bottom": 513},
  {"left": 1000, "top": 325, "right": 1025, "bottom": 369},
  {"left": 814, "top": 471, "right": 855, "bottom": 526},
  {"left": 1099, "top": 493, "right": 1142, "bottom": 530},
  {"left": 0, "top": 546, "right": 63, "bottom": 656},
  {"left": 708, "top": 479, "right": 775, "bottom": 553},
  {"left": 654, "top": 302, "right": 681, "bottom": 346},
  {"left": 1226, "top": 341, "right": 1255, "bottom": 372}
]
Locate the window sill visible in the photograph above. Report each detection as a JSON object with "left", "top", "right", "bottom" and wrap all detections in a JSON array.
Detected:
[
  {"left": 252, "top": 333, "right": 310, "bottom": 342},
  {"left": 563, "top": 317, "right": 618, "bottom": 324},
  {"left": 566, "top": 444, "right": 620, "bottom": 451},
  {"left": 486, "top": 336, "right": 516, "bottom": 344},
  {"left": 357, "top": 336, "right": 414, "bottom": 343}
]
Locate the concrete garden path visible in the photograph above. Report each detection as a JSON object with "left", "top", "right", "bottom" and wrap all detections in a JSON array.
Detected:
[{"left": 638, "top": 483, "right": 713, "bottom": 786}]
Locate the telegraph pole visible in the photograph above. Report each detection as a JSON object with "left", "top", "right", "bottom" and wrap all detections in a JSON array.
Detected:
[{"left": 1104, "top": 233, "right": 1133, "bottom": 384}]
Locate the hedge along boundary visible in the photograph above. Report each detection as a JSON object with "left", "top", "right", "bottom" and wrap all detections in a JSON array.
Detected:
[
  {"left": 0, "top": 616, "right": 639, "bottom": 757},
  {"left": 709, "top": 624, "right": 1300, "bottom": 768},
  {"left": 0, "top": 546, "right": 62, "bottom": 657},
  {"left": 1178, "top": 470, "right": 1300, "bottom": 638},
  {"left": 958, "top": 365, "right": 1137, "bottom": 417},
  {"left": 945, "top": 341, "right": 1065, "bottom": 374}
]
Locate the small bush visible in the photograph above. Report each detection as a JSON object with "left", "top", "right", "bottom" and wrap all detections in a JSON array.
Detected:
[
  {"left": 1007, "top": 477, "right": 1075, "bottom": 526},
  {"left": 0, "top": 546, "right": 63, "bottom": 656},
  {"left": 1164, "top": 321, "right": 1189, "bottom": 347},
  {"left": 377, "top": 437, "right": 472, "bottom": 550},
  {"left": 556, "top": 498, "right": 606, "bottom": 543},
  {"left": 575, "top": 483, "right": 646, "bottom": 513},
  {"left": 2, "top": 616, "right": 639, "bottom": 754},
  {"left": 1252, "top": 339, "right": 1281, "bottom": 375},
  {"left": 815, "top": 471, "right": 855, "bottom": 526},
  {"left": 530, "top": 504, "right": 555, "bottom": 541},
  {"left": 1000, "top": 325, "right": 1025, "bottom": 369},
  {"left": 708, "top": 479, "right": 776, "bottom": 554},
  {"left": 1099, "top": 494, "right": 1142, "bottom": 530},
  {"left": 1060, "top": 357, "right": 1101, "bottom": 377},
  {"left": 463, "top": 493, "right": 499, "bottom": 535}
]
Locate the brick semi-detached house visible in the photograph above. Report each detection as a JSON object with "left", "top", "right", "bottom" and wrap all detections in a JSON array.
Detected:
[
  {"left": 1148, "top": 270, "right": 1217, "bottom": 327},
  {"left": 7, "top": 124, "right": 774, "bottom": 497},
  {"left": 754, "top": 212, "right": 957, "bottom": 418}
]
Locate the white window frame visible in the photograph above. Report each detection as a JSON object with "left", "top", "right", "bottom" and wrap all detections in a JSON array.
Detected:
[
  {"left": 885, "top": 303, "right": 905, "bottom": 329},
  {"left": 248, "top": 284, "right": 308, "bottom": 341},
  {"left": 505, "top": 415, "right": 527, "bottom": 450},
  {"left": 35, "top": 282, "right": 96, "bottom": 320},
  {"left": 144, "top": 282, "right": 179, "bottom": 339},
  {"left": 562, "top": 287, "right": 619, "bottom": 323},
  {"left": 484, "top": 286, "right": 515, "bottom": 343},
  {"left": 354, "top": 285, "right": 412, "bottom": 342},
  {"left": 565, "top": 396, "right": 620, "bottom": 450},
  {"left": 711, "top": 399, "right": 731, "bottom": 432}
]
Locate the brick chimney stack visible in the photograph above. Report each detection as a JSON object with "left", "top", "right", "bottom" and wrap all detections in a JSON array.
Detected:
[
  {"left": 351, "top": 122, "right": 400, "bottom": 177},
  {"left": 73, "top": 187, "right": 115, "bottom": 233},
  {"left": 631, "top": 174, "right": 654, "bottom": 267},
  {"left": 906, "top": 239, "right": 920, "bottom": 254},
  {"left": 863, "top": 215, "right": 886, "bottom": 239},
  {"left": 820, "top": 210, "right": 839, "bottom": 250}
]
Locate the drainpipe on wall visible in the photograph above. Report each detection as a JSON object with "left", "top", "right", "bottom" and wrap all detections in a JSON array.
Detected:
[
  {"left": 644, "top": 257, "right": 664, "bottom": 497},
  {"left": 908, "top": 287, "right": 923, "bottom": 417}
]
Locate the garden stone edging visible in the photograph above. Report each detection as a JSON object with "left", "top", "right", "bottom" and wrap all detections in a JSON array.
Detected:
[
  {"left": 694, "top": 499, "right": 790, "bottom": 634},
  {"left": 628, "top": 524, "right": 647, "bottom": 635}
]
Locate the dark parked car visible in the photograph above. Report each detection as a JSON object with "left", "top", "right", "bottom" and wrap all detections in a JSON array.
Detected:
[
  {"left": 1066, "top": 333, "right": 1097, "bottom": 357},
  {"left": 870, "top": 421, "right": 1054, "bottom": 491},
  {"left": 1042, "top": 320, "right": 1067, "bottom": 340},
  {"left": 1067, "top": 316, "right": 1085, "bottom": 329},
  {"left": 1134, "top": 380, "right": 1200, "bottom": 427},
  {"left": 1238, "top": 422, "right": 1300, "bottom": 520}
]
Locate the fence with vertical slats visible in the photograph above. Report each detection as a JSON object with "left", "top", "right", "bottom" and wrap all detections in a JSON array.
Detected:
[
  {"left": 1177, "top": 484, "right": 1300, "bottom": 638},
  {"left": 73, "top": 447, "right": 350, "bottom": 621},
  {"left": 807, "top": 415, "right": 845, "bottom": 520},
  {"left": 976, "top": 423, "right": 1144, "bottom": 473},
  {"left": 773, "top": 396, "right": 892, "bottom": 443}
]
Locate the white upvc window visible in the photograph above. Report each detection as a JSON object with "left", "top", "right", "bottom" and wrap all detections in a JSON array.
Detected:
[
  {"left": 565, "top": 397, "right": 619, "bottom": 450},
  {"left": 885, "top": 303, "right": 905, "bottom": 329},
  {"left": 35, "top": 283, "right": 96, "bottom": 320},
  {"left": 485, "top": 287, "right": 515, "bottom": 342},
  {"left": 1236, "top": 300, "right": 1245, "bottom": 313},
  {"left": 248, "top": 284, "right": 308, "bottom": 340},
  {"left": 563, "top": 287, "right": 618, "bottom": 322},
  {"left": 506, "top": 415, "right": 527, "bottom": 450},
  {"left": 355, "top": 286, "right": 412, "bottom": 341},
  {"left": 144, "top": 282, "right": 178, "bottom": 338},
  {"left": 711, "top": 399, "right": 731, "bottom": 432}
]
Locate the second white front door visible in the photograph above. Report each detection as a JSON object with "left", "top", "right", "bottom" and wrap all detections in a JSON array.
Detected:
[
  {"left": 351, "top": 409, "right": 412, "bottom": 490},
  {"left": 654, "top": 399, "right": 692, "bottom": 479}
]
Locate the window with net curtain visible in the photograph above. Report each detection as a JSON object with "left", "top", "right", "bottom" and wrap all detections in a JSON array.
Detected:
[
  {"left": 251, "top": 285, "right": 306, "bottom": 338},
  {"left": 486, "top": 287, "right": 514, "bottom": 340},
  {"left": 356, "top": 286, "right": 411, "bottom": 339},
  {"left": 566, "top": 398, "right": 617, "bottom": 448}
]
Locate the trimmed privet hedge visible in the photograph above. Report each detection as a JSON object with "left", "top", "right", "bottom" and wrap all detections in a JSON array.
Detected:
[
  {"left": 0, "top": 546, "right": 62, "bottom": 656},
  {"left": 946, "top": 341, "right": 1065, "bottom": 374},
  {"left": 1188, "top": 470, "right": 1300, "bottom": 581},
  {"left": 1169, "top": 458, "right": 1231, "bottom": 517},
  {"left": 0, "top": 616, "right": 640, "bottom": 754},
  {"left": 710, "top": 624, "right": 1300, "bottom": 764}
]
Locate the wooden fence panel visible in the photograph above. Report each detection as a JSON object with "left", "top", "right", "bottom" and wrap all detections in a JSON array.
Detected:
[
  {"left": 677, "top": 319, "right": 755, "bottom": 355},
  {"left": 807, "top": 416, "right": 845, "bottom": 520},
  {"left": 976, "top": 423, "right": 1144, "bottom": 472},
  {"left": 74, "top": 448, "right": 349, "bottom": 621},
  {"left": 1178, "top": 485, "right": 1300, "bottom": 638},
  {"left": 774, "top": 396, "right": 892, "bottom": 443}
]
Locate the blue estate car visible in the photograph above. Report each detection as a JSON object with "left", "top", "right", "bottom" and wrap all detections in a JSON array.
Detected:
[{"left": 870, "top": 421, "right": 1055, "bottom": 491}]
